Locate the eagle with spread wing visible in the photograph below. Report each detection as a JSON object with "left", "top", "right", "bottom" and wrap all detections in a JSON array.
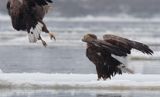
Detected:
[
  {"left": 7, "top": 0, "right": 55, "bottom": 46},
  {"left": 82, "top": 33, "right": 153, "bottom": 80}
]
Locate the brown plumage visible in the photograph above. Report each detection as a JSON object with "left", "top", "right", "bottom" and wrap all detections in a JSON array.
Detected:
[
  {"left": 7, "top": 0, "right": 55, "bottom": 47},
  {"left": 82, "top": 33, "right": 153, "bottom": 80}
]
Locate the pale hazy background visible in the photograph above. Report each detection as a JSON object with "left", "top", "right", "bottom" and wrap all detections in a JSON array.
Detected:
[
  {"left": 0, "top": 0, "right": 159, "bottom": 74},
  {"left": 1, "top": 0, "right": 160, "bottom": 18}
]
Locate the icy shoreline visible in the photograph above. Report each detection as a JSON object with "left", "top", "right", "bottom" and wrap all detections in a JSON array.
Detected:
[{"left": 0, "top": 73, "right": 160, "bottom": 90}]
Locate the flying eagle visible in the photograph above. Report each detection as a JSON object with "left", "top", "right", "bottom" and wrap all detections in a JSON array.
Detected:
[
  {"left": 82, "top": 33, "right": 153, "bottom": 80},
  {"left": 7, "top": 0, "right": 55, "bottom": 46}
]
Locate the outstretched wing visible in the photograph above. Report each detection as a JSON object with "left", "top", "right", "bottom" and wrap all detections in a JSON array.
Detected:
[
  {"left": 102, "top": 34, "right": 153, "bottom": 56},
  {"left": 90, "top": 34, "right": 153, "bottom": 56},
  {"left": 91, "top": 40, "right": 129, "bottom": 56}
]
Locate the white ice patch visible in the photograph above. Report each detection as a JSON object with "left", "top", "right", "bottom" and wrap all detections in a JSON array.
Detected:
[
  {"left": 0, "top": 73, "right": 159, "bottom": 90},
  {"left": 0, "top": 69, "right": 3, "bottom": 73}
]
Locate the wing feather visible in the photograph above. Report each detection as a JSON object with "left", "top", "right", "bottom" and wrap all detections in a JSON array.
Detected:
[
  {"left": 92, "top": 40, "right": 128, "bottom": 56},
  {"left": 26, "top": 0, "right": 53, "bottom": 6},
  {"left": 103, "top": 34, "right": 153, "bottom": 55}
]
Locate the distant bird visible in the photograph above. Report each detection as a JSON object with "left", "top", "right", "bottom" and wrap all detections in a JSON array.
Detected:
[
  {"left": 6, "top": 0, "right": 55, "bottom": 47},
  {"left": 82, "top": 33, "right": 153, "bottom": 80}
]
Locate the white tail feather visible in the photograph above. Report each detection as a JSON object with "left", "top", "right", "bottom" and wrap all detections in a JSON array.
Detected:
[
  {"left": 28, "top": 22, "right": 43, "bottom": 42},
  {"left": 36, "top": 22, "right": 43, "bottom": 31},
  {"left": 33, "top": 22, "right": 43, "bottom": 39},
  {"left": 118, "top": 65, "right": 134, "bottom": 74},
  {"left": 28, "top": 33, "right": 37, "bottom": 43},
  {"left": 34, "top": 27, "right": 39, "bottom": 39}
]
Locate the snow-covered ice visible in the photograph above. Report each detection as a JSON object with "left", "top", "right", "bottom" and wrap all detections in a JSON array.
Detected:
[{"left": 0, "top": 73, "right": 160, "bottom": 90}]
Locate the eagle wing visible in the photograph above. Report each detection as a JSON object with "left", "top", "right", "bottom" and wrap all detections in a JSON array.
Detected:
[
  {"left": 33, "top": 0, "right": 53, "bottom": 6},
  {"left": 26, "top": 0, "right": 53, "bottom": 7},
  {"left": 91, "top": 40, "right": 128, "bottom": 56},
  {"left": 25, "top": 0, "right": 53, "bottom": 20},
  {"left": 102, "top": 34, "right": 153, "bottom": 56},
  {"left": 91, "top": 34, "right": 153, "bottom": 56}
]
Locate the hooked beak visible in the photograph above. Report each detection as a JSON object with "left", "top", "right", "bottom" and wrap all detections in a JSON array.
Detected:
[{"left": 82, "top": 37, "right": 87, "bottom": 42}]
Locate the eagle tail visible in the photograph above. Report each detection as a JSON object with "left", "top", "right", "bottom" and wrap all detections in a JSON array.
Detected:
[
  {"left": 28, "top": 22, "right": 43, "bottom": 43},
  {"left": 28, "top": 32, "right": 37, "bottom": 43},
  {"left": 118, "top": 65, "right": 134, "bottom": 74}
]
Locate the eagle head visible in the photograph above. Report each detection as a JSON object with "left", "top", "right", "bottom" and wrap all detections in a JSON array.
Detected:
[{"left": 82, "top": 33, "right": 97, "bottom": 43}]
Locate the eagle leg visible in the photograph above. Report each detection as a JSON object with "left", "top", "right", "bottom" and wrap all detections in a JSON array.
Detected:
[
  {"left": 49, "top": 32, "right": 56, "bottom": 40},
  {"left": 41, "top": 39, "right": 47, "bottom": 47},
  {"left": 38, "top": 36, "right": 47, "bottom": 47},
  {"left": 40, "top": 21, "right": 56, "bottom": 40}
]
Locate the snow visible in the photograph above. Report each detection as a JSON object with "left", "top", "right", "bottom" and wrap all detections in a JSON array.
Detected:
[{"left": 0, "top": 73, "right": 160, "bottom": 90}]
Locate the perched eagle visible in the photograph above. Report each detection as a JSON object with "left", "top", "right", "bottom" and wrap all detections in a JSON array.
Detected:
[
  {"left": 82, "top": 34, "right": 153, "bottom": 80},
  {"left": 7, "top": 0, "right": 55, "bottom": 46}
]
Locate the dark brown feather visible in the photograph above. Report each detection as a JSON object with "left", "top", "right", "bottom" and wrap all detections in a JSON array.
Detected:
[
  {"left": 7, "top": 0, "right": 53, "bottom": 31},
  {"left": 86, "top": 45, "right": 123, "bottom": 80},
  {"left": 93, "top": 40, "right": 128, "bottom": 56},
  {"left": 103, "top": 34, "right": 153, "bottom": 55}
]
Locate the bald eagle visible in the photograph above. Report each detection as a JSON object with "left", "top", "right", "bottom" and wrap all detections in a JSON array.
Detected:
[
  {"left": 82, "top": 34, "right": 153, "bottom": 80},
  {"left": 7, "top": 0, "right": 55, "bottom": 47}
]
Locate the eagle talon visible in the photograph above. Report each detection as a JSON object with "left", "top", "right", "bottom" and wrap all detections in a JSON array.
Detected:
[{"left": 49, "top": 32, "right": 56, "bottom": 40}]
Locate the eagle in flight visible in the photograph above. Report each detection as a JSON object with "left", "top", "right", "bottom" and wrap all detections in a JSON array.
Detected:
[
  {"left": 82, "top": 33, "right": 153, "bottom": 81},
  {"left": 7, "top": 0, "right": 56, "bottom": 47}
]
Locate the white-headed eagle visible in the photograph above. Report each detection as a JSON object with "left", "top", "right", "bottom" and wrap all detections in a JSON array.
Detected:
[
  {"left": 7, "top": 0, "right": 56, "bottom": 47},
  {"left": 82, "top": 33, "right": 153, "bottom": 81}
]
